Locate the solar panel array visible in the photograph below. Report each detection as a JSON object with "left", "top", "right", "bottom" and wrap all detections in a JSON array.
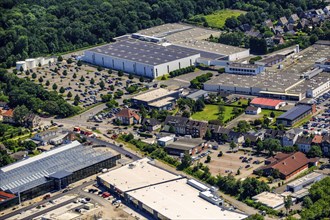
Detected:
[{"left": 0, "top": 143, "right": 113, "bottom": 194}]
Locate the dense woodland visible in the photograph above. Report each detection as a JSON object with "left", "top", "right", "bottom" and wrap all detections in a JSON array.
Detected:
[{"left": 0, "top": 0, "right": 326, "bottom": 67}]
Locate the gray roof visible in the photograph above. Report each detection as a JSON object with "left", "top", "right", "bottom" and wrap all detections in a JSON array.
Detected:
[
  {"left": 48, "top": 170, "right": 72, "bottom": 179},
  {"left": 277, "top": 105, "right": 311, "bottom": 121},
  {"left": 186, "top": 90, "right": 208, "bottom": 100},
  {"left": 167, "top": 44, "right": 224, "bottom": 60},
  {"left": 0, "top": 141, "right": 114, "bottom": 194},
  {"left": 88, "top": 38, "right": 199, "bottom": 66}
]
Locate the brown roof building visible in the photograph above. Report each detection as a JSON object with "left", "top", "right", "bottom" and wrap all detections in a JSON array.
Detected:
[
  {"left": 115, "top": 108, "right": 141, "bottom": 125},
  {"left": 254, "top": 152, "right": 315, "bottom": 179}
]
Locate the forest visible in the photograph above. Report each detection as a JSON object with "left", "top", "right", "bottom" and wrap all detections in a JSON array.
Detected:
[{"left": 0, "top": 0, "right": 326, "bottom": 68}]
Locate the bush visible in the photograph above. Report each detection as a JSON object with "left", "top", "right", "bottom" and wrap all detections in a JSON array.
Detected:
[{"left": 168, "top": 66, "right": 195, "bottom": 78}]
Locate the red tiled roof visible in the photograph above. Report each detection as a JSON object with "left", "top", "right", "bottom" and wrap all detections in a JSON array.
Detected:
[
  {"left": 312, "top": 135, "right": 323, "bottom": 144},
  {"left": 251, "top": 98, "right": 284, "bottom": 107},
  {"left": 116, "top": 108, "right": 140, "bottom": 121},
  {"left": 0, "top": 191, "right": 16, "bottom": 199},
  {"left": 272, "top": 152, "right": 309, "bottom": 176},
  {"left": 1, "top": 109, "right": 14, "bottom": 117}
]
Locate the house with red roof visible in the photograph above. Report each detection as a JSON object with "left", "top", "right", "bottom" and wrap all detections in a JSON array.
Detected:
[
  {"left": 0, "top": 191, "right": 17, "bottom": 210},
  {"left": 250, "top": 98, "right": 286, "bottom": 110},
  {"left": 115, "top": 108, "right": 141, "bottom": 125},
  {"left": 1, "top": 109, "right": 15, "bottom": 124},
  {"left": 254, "top": 152, "right": 317, "bottom": 180}
]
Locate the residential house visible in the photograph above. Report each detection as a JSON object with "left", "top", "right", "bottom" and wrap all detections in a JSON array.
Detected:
[
  {"left": 278, "top": 17, "right": 288, "bottom": 26},
  {"left": 245, "top": 29, "right": 262, "bottom": 38},
  {"left": 311, "top": 17, "right": 321, "bottom": 26},
  {"left": 296, "top": 136, "right": 313, "bottom": 153},
  {"left": 273, "top": 26, "right": 284, "bottom": 35},
  {"left": 10, "top": 151, "right": 27, "bottom": 161},
  {"left": 284, "top": 24, "right": 295, "bottom": 32},
  {"left": 273, "top": 36, "right": 285, "bottom": 45},
  {"left": 282, "top": 128, "right": 303, "bottom": 147},
  {"left": 324, "top": 6, "right": 330, "bottom": 15},
  {"left": 245, "top": 106, "right": 261, "bottom": 115},
  {"left": 142, "top": 118, "right": 161, "bottom": 131},
  {"left": 164, "top": 116, "right": 189, "bottom": 135},
  {"left": 264, "top": 129, "right": 286, "bottom": 141},
  {"left": 322, "top": 134, "right": 330, "bottom": 156},
  {"left": 1, "top": 109, "right": 14, "bottom": 124},
  {"left": 0, "top": 102, "right": 8, "bottom": 108},
  {"left": 24, "top": 114, "right": 41, "bottom": 129},
  {"left": 185, "top": 120, "right": 208, "bottom": 138},
  {"left": 297, "top": 18, "right": 310, "bottom": 29},
  {"left": 263, "top": 19, "right": 274, "bottom": 29},
  {"left": 244, "top": 131, "right": 264, "bottom": 146},
  {"left": 315, "top": 9, "right": 325, "bottom": 17},
  {"left": 312, "top": 135, "right": 323, "bottom": 146},
  {"left": 32, "top": 129, "right": 68, "bottom": 146},
  {"left": 209, "top": 126, "right": 230, "bottom": 142},
  {"left": 115, "top": 108, "right": 140, "bottom": 125},
  {"left": 288, "top": 14, "right": 300, "bottom": 24},
  {"left": 228, "top": 131, "right": 244, "bottom": 145},
  {"left": 239, "top": 23, "right": 252, "bottom": 32},
  {"left": 254, "top": 152, "right": 312, "bottom": 179}
]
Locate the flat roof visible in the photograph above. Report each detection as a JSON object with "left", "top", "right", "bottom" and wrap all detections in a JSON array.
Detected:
[
  {"left": 252, "top": 192, "right": 284, "bottom": 209},
  {"left": 277, "top": 105, "right": 311, "bottom": 121},
  {"left": 148, "top": 97, "right": 175, "bottom": 108},
  {"left": 166, "top": 138, "right": 203, "bottom": 151},
  {"left": 186, "top": 90, "right": 208, "bottom": 99},
  {"left": 167, "top": 44, "right": 225, "bottom": 60},
  {"left": 132, "top": 88, "right": 178, "bottom": 103},
  {"left": 229, "top": 63, "right": 259, "bottom": 69},
  {"left": 175, "top": 40, "right": 248, "bottom": 56},
  {"left": 158, "top": 136, "right": 174, "bottom": 142},
  {"left": 257, "top": 54, "right": 286, "bottom": 64},
  {"left": 88, "top": 38, "right": 199, "bottom": 66},
  {"left": 128, "top": 178, "right": 247, "bottom": 220},
  {"left": 98, "top": 158, "right": 180, "bottom": 192},
  {"left": 287, "top": 172, "right": 324, "bottom": 188}
]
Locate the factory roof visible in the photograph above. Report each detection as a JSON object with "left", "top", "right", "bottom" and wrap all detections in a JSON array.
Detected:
[
  {"left": 167, "top": 44, "right": 224, "bottom": 60},
  {"left": 251, "top": 98, "right": 285, "bottom": 107},
  {"left": 252, "top": 192, "right": 284, "bottom": 209},
  {"left": 0, "top": 141, "right": 116, "bottom": 194},
  {"left": 132, "top": 88, "right": 178, "bottom": 103},
  {"left": 257, "top": 54, "right": 286, "bottom": 65},
  {"left": 148, "top": 97, "right": 175, "bottom": 108},
  {"left": 229, "top": 63, "right": 259, "bottom": 69},
  {"left": 166, "top": 138, "right": 203, "bottom": 151},
  {"left": 98, "top": 158, "right": 180, "bottom": 192},
  {"left": 277, "top": 105, "right": 311, "bottom": 121},
  {"left": 88, "top": 38, "right": 199, "bottom": 66},
  {"left": 186, "top": 90, "right": 208, "bottom": 100},
  {"left": 128, "top": 178, "right": 247, "bottom": 220},
  {"left": 287, "top": 172, "right": 324, "bottom": 188}
]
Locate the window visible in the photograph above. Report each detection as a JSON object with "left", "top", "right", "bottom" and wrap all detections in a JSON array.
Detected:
[
  {"left": 167, "top": 65, "right": 169, "bottom": 73},
  {"left": 156, "top": 68, "right": 158, "bottom": 77},
  {"left": 122, "top": 62, "right": 125, "bottom": 71},
  {"left": 102, "top": 57, "right": 104, "bottom": 66},
  {"left": 179, "top": 62, "right": 181, "bottom": 69}
]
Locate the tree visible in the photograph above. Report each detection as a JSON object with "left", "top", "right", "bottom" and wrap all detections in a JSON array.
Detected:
[
  {"left": 139, "top": 76, "right": 145, "bottom": 82},
  {"left": 52, "top": 83, "right": 58, "bottom": 91},
  {"left": 230, "top": 141, "right": 237, "bottom": 152},
  {"left": 205, "top": 155, "right": 211, "bottom": 163},
  {"left": 236, "top": 121, "right": 250, "bottom": 133},
  {"left": 139, "top": 105, "right": 147, "bottom": 119},
  {"left": 307, "top": 145, "right": 322, "bottom": 158},
  {"left": 77, "top": 60, "right": 82, "bottom": 66},
  {"left": 38, "top": 77, "right": 43, "bottom": 83},
  {"left": 59, "top": 87, "right": 65, "bottom": 93},
  {"left": 302, "top": 196, "right": 313, "bottom": 208},
  {"left": 161, "top": 75, "right": 166, "bottom": 80},
  {"left": 236, "top": 169, "right": 241, "bottom": 175},
  {"left": 67, "top": 91, "right": 73, "bottom": 98},
  {"left": 80, "top": 76, "right": 85, "bottom": 82},
  {"left": 73, "top": 73, "right": 77, "bottom": 79},
  {"left": 128, "top": 74, "right": 134, "bottom": 79},
  {"left": 181, "top": 110, "right": 190, "bottom": 118},
  {"left": 25, "top": 70, "right": 30, "bottom": 76},
  {"left": 45, "top": 80, "right": 50, "bottom": 86},
  {"left": 67, "top": 58, "right": 73, "bottom": 64},
  {"left": 57, "top": 56, "right": 63, "bottom": 62},
  {"left": 99, "top": 80, "right": 105, "bottom": 90},
  {"left": 179, "top": 153, "right": 192, "bottom": 170},
  {"left": 205, "top": 129, "right": 212, "bottom": 140},
  {"left": 20, "top": 66, "right": 24, "bottom": 72},
  {"left": 74, "top": 94, "right": 80, "bottom": 103},
  {"left": 97, "top": 66, "right": 103, "bottom": 71},
  {"left": 270, "top": 111, "right": 275, "bottom": 118},
  {"left": 13, "top": 105, "right": 29, "bottom": 125},
  {"left": 284, "top": 196, "right": 293, "bottom": 215},
  {"left": 118, "top": 70, "right": 124, "bottom": 77},
  {"left": 62, "top": 70, "right": 67, "bottom": 76},
  {"left": 106, "top": 99, "right": 118, "bottom": 108},
  {"left": 263, "top": 138, "right": 281, "bottom": 156},
  {"left": 32, "top": 72, "right": 37, "bottom": 79},
  {"left": 218, "top": 151, "right": 223, "bottom": 157},
  {"left": 250, "top": 37, "right": 267, "bottom": 54},
  {"left": 245, "top": 138, "right": 251, "bottom": 147},
  {"left": 124, "top": 133, "right": 134, "bottom": 142},
  {"left": 90, "top": 78, "right": 95, "bottom": 85},
  {"left": 195, "top": 99, "right": 205, "bottom": 111},
  {"left": 245, "top": 214, "right": 264, "bottom": 220},
  {"left": 108, "top": 69, "right": 113, "bottom": 75}
]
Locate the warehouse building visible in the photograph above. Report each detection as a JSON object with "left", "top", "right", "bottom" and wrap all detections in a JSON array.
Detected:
[
  {"left": 83, "top": 38, "right": 200, "bottom": 79},
  {"left": 255, "top": 54, "right": 286, "bottom": 67},
  {"left": 165, "top": 138, "right": 204, "bottom": 156},
  {"left": 225, "top": 63, "right": 265, "bottom": 75},
  {"left": 276, "top": 105, "right": 315, "bottom": 127},
  {"left": 98, "top": 158, "right": 247, "bottom": 220},
  {"left": 0, "top": 141, "right": 120, "bottom": 207},
  {"left": 286, "top": 172, "right": 324, "bottom": 193},
  {"left": 131, "top": 88, "right": 180, "bottom": 110}
]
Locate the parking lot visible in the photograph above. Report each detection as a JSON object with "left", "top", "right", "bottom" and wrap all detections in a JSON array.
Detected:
[
  {"left": 17, "top": 57, "right": 150, "bottom": 109},
  {"left": 192, "top": 144, "right": 266, "bottom": 178}
]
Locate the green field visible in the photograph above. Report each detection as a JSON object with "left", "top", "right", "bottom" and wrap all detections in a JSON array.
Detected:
[
  {"left": 261, "top": 109, "right": 284, "bottom": 119},
  {"left": 231, "top": 98, "right": 249, "bottom": 106},
  {"left": 189, "top": 10, "right": 245, "bottom": 29},
  {"left": 192, "top": 104, "right": 242, "bottom": 121}
]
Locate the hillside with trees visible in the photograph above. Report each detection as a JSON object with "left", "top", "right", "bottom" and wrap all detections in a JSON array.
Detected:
[{"left": 1, "top": 0, "right": 327, "bottom": 68}]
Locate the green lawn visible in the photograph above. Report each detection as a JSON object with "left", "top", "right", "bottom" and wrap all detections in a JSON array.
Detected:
[
  {"left": 231, "top": 98, "right": 249, "bottom": 106},
  {"left": 261, "top": 109, "right": 284, "bottom": 119},
  {"left": 191, "top": 104, "right": 242, "bottom": 122}
]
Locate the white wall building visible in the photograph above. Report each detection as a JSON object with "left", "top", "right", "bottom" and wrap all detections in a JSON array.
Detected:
[
  {"left": 286, "top": 172, "right": 324, "bottom": 192},
  {"left": 83, "top": 38, "right": 200, "bottom": 79}
]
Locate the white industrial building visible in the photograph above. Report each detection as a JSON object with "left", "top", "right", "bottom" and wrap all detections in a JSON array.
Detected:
[
  {"left": 286, "top": 172, "right": 324, "bottom": 193},
  {"left": 97, "top": 158, "right": 247, "bottom": 220},
  {"left": 225, "top": 63, "right": 265, "bottom": 75},
  {"left": 16, "top": 57, "right": 56, "bottom": 71},
  {"left": 83, "top": 38, "right": 199, "bottom": 79}
]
